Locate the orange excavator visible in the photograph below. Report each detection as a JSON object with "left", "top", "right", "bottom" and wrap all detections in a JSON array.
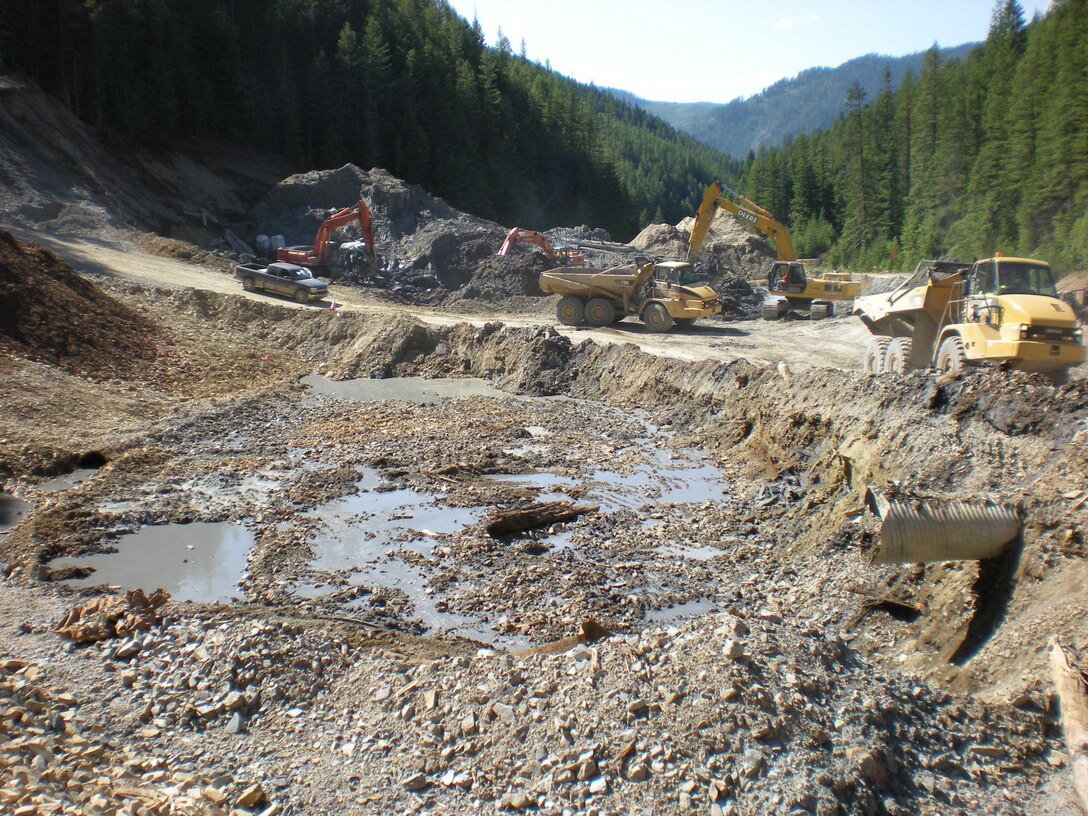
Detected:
[
  {"left": 277, "top": 200, "right": 376, "bottom": 278},
  {"left": 498, "top": 227, "right": 585, "bottom": 266}
]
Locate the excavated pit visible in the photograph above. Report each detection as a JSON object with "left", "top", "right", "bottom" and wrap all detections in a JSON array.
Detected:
[{"left": 3, "top": 280, "right": 1087, "bottom": 815}]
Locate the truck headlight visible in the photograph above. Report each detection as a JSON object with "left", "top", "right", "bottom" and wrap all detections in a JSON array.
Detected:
[{"left": 1019, "top": 323, "right": 1029, "bottom": 339}]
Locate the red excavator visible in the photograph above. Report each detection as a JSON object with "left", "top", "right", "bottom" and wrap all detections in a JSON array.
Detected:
[
  {"left": 276, "top": 200, "right": 376, "bottom": 278},
  {"left": 498, "top": 227, "right": 585, "bottom": 266}
]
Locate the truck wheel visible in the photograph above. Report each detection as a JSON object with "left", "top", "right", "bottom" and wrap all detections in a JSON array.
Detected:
[
  {"left": 884, "top": 337, "right": 913, "bottom": 373},
  {"left": 863, "top": 337, "right": 891, "bottom": 374},
  {"left": 936, "top": 335, "right": 967, "bottom": 375},
  {"left": 556, "top": 296, "right": 585, "bottom": 326},
  {"left": 584, "top": 297, "right": 616, "bottom": 327},
  {"left": 294, "top": 289, "right": 308, "bottom": 304},
  {"left": 642, "top": 302, "right": 674, "bottom": 333},
  {"left": 242, "top": 277, "right": 254, "bottom": 291}
]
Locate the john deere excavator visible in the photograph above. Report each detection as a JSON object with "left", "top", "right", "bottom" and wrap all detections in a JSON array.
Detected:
[
  {"left": 277, "top": 200, "right": 376, "bottom": 280},
  {"left": 687, "top": 180, "right": 861, "bottom": 319}
]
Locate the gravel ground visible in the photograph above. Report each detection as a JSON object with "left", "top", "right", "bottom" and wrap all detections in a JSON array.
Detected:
[{"left": 2, "top": 251, "right": 1088, "bottom": 815}]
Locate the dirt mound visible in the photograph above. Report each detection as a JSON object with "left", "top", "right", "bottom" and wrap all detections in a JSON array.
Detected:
[
  {"left": 444, "top": 252, "right": 553, "bottom": 306},
  {"left": 0, "top": 230, "right": 159, "bottom": 378},
  {"left": 630, "top": 222, "right": 687, "bottom": 258},
  {"left": 251, "top": 165, "right": 505, "bottom": 302}
]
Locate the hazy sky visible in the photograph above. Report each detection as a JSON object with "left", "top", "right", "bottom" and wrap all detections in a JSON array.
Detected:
[{"left": 445, "top": 0, "right": 1053, "bottom": 103}]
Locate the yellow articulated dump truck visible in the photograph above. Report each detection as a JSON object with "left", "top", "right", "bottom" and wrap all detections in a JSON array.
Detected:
[
  {"left": 538, "top": 259, "right": 722, "bottom": 333},
  {"left": 854, "top": 256, "right": 1085, "bottom": 382}
]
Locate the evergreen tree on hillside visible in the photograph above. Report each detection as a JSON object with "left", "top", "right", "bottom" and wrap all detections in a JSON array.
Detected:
[{"left": 0, "top": 0, "right": 736, "bottom": 239}]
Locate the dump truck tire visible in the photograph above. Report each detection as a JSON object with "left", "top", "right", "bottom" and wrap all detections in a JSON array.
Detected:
[
  {"left": 556, "top": 296, "right": 585, "bottom": 326},
  {"left": 863, "top": 337, "right": 891, "bottom": 374},
  {"left": 884, "top": 337, "right": 913, "bottom": 373},
  {"left": 643, "top": 302, "right": 674, "bottom": 333},
  {"left": 584, "top": 297, "right": 616, "bottom": 327},
  {"left": 936, "top": 335, "right": 967, "bottom": 375},
  {"left": 242, "top": 277, "right": 254, "bottom": 291}
]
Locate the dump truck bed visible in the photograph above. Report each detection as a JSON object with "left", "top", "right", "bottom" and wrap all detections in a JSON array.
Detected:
[{"left": 538, "top": 265, "right": 651, "bottom": 302}]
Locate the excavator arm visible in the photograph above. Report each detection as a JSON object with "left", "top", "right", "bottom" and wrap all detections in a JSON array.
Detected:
[
  {"left": 277, "top": 200, "right": 375, "bottom": 271},
  {"left": 687, "top": 180, "right": 797, "bottom": 263},
  {"left": 499, "top": 227, "right": 556, "bottom": 260}
]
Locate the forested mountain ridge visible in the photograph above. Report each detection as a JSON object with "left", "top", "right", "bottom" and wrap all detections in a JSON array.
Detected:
[
  {"left": 0, "top": 0, "right": 736, "bottom": 240},
  {"left": 735, "top": 0, "right": 1088, "bottom": 273},
  {"left": 611, "top": 44, "right": 976, "bottom": 159}
]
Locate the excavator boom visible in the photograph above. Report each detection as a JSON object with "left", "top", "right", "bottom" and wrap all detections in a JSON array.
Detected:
[
  {"left": 687, "top": 180, "right": 796, "bottom": 263},
  {"left": 276, "top": 200, "right": 375, "bottom": 272},
  {"left": 498, "top": 227, "right": 585, "bottom": 266}
]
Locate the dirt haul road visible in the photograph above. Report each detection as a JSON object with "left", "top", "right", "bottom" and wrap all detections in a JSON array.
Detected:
[{"left": 11, "top": 227, "right": 871, "bottom": 370}]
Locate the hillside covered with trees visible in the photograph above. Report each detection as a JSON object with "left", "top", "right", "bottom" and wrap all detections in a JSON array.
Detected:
[
  {"left": 612, "top": 44, "right": 976, "bottom": 160},
  {"left": 735, "top": 0, "right": 1088, "bottom": 272},
  {"left": 1, "top": 0, "right": 735, "bottom": 240}
]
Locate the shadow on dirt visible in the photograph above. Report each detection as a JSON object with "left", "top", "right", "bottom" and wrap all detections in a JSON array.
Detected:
[{"left": 603, "top": 323, "right": 750, "bottom": 338}]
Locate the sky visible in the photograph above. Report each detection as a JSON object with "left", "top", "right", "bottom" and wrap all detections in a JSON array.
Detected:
[{"left": 444, "top": 0, "right": 1053, "bottom": 104}]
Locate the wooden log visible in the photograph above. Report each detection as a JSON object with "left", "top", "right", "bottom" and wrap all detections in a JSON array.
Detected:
[
  {"left": 511, "top": 619, "right": 611, "bottom": 658},
  {"left": 485, "top": 501, "right": 598, "bottom": 537},
  {"left": 1048, "top": 637, "right": 1088, "bottom": 812}
]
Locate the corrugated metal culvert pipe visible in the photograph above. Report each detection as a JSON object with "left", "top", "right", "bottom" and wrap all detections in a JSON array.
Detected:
[{"left": 864, "top": 488, "right": 1020, "bottom": 564}]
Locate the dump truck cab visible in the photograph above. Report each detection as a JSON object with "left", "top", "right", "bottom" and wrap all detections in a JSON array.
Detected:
[{"left": 950, "top": 256, "right": 1084, "bottom": 375}]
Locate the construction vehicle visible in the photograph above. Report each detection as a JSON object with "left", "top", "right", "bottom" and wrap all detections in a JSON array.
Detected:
[
  {"left": 538, "top": 259, "right": 722, "bottom": 332},
  {"left": 687, "top": 180, "right": 861, "bottom": 319},
  {"left": 854, "top": 256, "right": 1085, "bottom": 381},
  {"left": 276, "top": 200, "right": 375, "bottom": 279},
  {"left": 498, "top": 227, "right": 585, "bottom": 266}
]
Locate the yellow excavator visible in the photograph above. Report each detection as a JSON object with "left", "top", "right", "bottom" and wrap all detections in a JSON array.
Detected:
[{"left": 687, "top": 180, "right": 861, "bottom": 319}]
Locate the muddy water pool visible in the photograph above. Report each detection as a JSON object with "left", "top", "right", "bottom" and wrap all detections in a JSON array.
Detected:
[{"left": 49, "top": 522, "right": 254, "bottom": 602}]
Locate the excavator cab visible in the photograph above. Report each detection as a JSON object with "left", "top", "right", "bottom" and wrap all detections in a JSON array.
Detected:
[{"left": 767, "top": 262, "right": 807, "bottom": 293}]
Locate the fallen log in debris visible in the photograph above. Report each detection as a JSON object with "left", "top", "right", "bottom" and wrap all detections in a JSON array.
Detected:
[
  {"left": 485, "top": 500, "right": 598, "bottom": 537},
  {"left": 512, "top": 619, "right": 611, "bottom": 658},
  {"left": 1049, "top": 638, "right": 1088, "bottom": 811}
]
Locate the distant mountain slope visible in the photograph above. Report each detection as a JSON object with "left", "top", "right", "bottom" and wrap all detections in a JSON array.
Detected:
[{"left": 612, "top": 44, "right": 976, "bottom": 158}]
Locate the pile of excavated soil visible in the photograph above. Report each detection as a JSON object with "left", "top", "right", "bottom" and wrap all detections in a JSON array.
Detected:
[
  {"left": 443, "top": 252, "right": 553, "bottom": 306},
  {"left": 633, "top": 213, "right": 774, "bottom": 281},
  {"left": 0, "top": 230, "right": 159, "bottom": 378},
  {"left": 251, "top": 165, "right": 505, "bottom": 302},
  {"left": 630, "top": 217, "right": 768, "bottom": 319}
]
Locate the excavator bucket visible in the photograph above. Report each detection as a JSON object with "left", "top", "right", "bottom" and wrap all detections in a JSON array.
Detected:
[{"left": 865, "top": 489, "right": 1019, "bottom": 563}]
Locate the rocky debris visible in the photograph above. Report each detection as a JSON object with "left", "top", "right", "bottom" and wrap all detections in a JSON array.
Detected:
[
  {"left": 0, "top": 657, "right": 275, "bottom": 815},
  {"left": 307, "top": 611, "right": 1052, "bottom": 814},
  {"left": 443, "top": 252, "right": 553, "bottom": 308},
  {"left": 0, "top": 230, "right": 161, "bottom": 378},
  {"left": 63, "top": 609, "right": 355, "bottom": 735},
  {"left": 53, "top": 588, "right": 170, "bottom": 644},
  {"left": 2, "top": 276, "right": 1087, "bottom": 814},
  {"left": 250, "top": 165, "right": 506, "bottom": 303}
]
